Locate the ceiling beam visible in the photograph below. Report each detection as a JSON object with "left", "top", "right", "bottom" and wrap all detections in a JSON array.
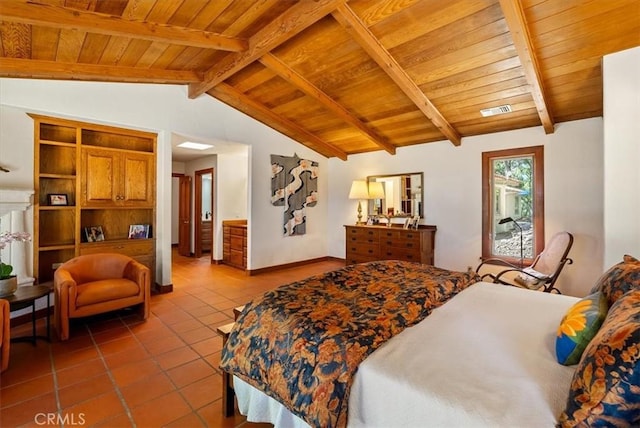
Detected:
[
  {"left": 0, "top": 0, "right": 248, "bottom": 52},
  {"left": 332, "top": 4, "right": 462, "bottom": 146},
  {"left": 188, "top": 0, "right": 346, "bottom": 99},
  {"left": 209, "top": 83, "right": 348, "bottom": 161},
  {"left": 259, "top": 53, "right": 396, "bottom": 155},
  {"left": 0, "top": 58, "right": 201, "bottom": 84},
  {"left": 499, "top": 0, "right": 554, "bottom": 134}
]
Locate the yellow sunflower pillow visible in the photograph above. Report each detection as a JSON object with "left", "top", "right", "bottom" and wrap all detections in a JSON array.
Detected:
[{"left": 556, "top": 292, "right": 608, "bottom": 365}]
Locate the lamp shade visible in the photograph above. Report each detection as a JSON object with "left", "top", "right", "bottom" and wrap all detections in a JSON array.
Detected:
[
  {"left": 349, "top": 180, "right": 369, "bottom": 199},
  {"left": 368, "top": 181, "right": 385, "bottom": 199}
]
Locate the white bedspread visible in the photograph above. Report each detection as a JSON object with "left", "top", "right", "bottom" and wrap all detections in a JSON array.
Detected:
[{"left": 234, "top": 282, "right": 578, "bottom": 428}]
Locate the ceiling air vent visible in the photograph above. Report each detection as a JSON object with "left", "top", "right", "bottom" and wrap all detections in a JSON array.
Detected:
[{"left": 480, "top": 104, "right": 512, "bottom": 117}]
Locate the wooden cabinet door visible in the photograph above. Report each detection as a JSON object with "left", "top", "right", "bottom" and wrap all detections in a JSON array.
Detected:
[
  {"left": 121, "top": 152, "right": 154, "bottom": 207},
  {"left": 81, "top": 148, "right": 154, "bottom": 207},
  {"left": 178, "top": 175, "right": 191, "bottom": 257},
  {"left": 80, "top": 147, "right": 120, "bottom": 207}
]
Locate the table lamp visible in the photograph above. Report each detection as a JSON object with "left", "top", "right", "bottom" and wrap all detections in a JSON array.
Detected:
[{"left": 348, "top": 180, "right": 369, "bottom": 224}]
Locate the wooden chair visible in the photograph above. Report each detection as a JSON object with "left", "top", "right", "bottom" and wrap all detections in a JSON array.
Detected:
[
  {"left": 54, "top": 253, "right": 150, "bottom": 340},
  {"left": 476, "top": 231, "right": 574, "bottom": 294}
]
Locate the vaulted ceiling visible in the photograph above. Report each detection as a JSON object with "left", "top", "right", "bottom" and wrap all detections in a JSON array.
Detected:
[{"left": 1, "top": 0, "right": 638, "bottom": 160}]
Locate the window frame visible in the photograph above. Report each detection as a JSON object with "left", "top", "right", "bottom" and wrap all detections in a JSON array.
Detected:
[{"left": 481, "top": 145, "right": 545, "bottom": 266}]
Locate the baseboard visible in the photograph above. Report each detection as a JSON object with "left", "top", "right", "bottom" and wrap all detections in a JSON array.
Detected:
[
  {"left": 154, "top": 283, "right": 173, "bottom": 294},
  {"left": 247, "top": 256, "right": 344, "bottom": 276}
]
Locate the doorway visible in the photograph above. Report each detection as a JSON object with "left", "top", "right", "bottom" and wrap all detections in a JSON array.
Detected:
[
  {"left": 195, "top": 168, "right": 214, "bottom": 261},
  {"left": 173, "top": 173, "right": 192, "bottom": 257}
]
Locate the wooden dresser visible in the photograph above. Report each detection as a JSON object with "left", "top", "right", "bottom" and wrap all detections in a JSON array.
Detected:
[
  {"left": 223, "top": 220, "right": 247, "bottom": 269},
  {"left": 345, "top": 225, "right": 436, "bottom": 265},
  {"left": 201, "top": 221, "right": 212, "bottom": 252}
]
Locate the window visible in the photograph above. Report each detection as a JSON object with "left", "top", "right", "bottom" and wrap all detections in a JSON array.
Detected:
[{"left": 482, "top": 146, "right": 544, "bottom": 266}]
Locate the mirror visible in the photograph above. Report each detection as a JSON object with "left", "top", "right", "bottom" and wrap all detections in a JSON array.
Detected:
[
  {"left": 201, "top": 172, "right": 212, "bottom": 221},
  {"left": 367, "top": 173, "right": 423, "bottom": 218}
]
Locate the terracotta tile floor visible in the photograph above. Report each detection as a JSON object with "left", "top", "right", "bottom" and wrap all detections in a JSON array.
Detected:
[{"left": 1, "top": 251, "right": 344, "bottom": 427}]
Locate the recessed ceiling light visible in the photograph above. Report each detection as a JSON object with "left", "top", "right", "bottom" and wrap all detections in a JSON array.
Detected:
[
  {"left": 480, "top": 104, "right": 513, "bottom": 117},
  {"left": 177, "top": 141, "right": 214, "bottom": 150}
]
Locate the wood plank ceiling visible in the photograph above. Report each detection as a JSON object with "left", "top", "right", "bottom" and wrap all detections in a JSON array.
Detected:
[{"left": 1, "top": 0, "right": 638, "bottom": 160}]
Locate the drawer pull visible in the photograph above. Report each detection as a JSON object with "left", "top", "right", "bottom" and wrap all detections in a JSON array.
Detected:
[
  {"left": 406, "top": 243, "right": 413, "bottom": 248},
  {"left": 386, "top": 241, "right": 392, "bottom": 245},
  {"left": 368, "top": 250, "right": 373, "bottom": 253}
]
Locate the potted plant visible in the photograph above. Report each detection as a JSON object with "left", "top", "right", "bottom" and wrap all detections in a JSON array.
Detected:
[{"left": 0, "top": 231, "right": 31, "bottom": 297}]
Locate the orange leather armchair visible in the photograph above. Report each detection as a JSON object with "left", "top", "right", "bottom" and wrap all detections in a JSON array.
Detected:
[
  {"left": 54, "top": 253, "right": 150, "bottom": 341},
  {"left": 1, "top": 298, "right": 9, "bottom": 372}
]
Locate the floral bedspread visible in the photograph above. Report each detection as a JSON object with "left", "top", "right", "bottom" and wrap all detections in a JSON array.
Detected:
[{"left": 220, "top": 260, "right": 479, "bottom": 428}]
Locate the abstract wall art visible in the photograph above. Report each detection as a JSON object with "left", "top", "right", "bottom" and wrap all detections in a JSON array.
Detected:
[{"left": 271, "top": 154, "right": 319, "bottom": 236}]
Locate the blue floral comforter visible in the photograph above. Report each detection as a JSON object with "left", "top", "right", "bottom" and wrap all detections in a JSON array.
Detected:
[{"left": 220, "top": 260, "right": 479, "bottom": 427}]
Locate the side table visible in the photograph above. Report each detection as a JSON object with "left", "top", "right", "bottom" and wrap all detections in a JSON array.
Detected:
[{"left": 4, "top": 284, "right": 52, "bottom": 344}]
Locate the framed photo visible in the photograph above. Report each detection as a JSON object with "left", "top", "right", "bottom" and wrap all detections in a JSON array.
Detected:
[
  {"left": 411, "top": 215, "right": 420, "bottom": 230},
  {"left": 128, "top": 224, "right": 150, "bottom": 239},
  {"left": 403, "top": 218, "right": 411, "bottom": 229},
  {"left": 84, "top": 226, "right": 105, "bottom": 242},
  {"left": 48, "top": 193, "right": 68, "bottom": 206}
]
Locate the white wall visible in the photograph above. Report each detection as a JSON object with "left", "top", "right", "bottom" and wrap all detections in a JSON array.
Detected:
[
  {"left": 603, "top": 46, "right": 640, "bottom": 267},
  {"left": 171, "top": 161, "right": 186, "bottom": 245},
  {"left": 216, "top": 148, "right": 249, "bottom": 260},
  {"left": 328, "top": 118, "right": 604, "bottom": 297},
  {"left": 0, "top": 78, "right": 328, "bottom": 282}
]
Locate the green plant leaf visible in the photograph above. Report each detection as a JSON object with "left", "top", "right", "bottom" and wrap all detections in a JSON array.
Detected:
[{"left": 0, "top": 262, "right": 13, "bottom": 279}]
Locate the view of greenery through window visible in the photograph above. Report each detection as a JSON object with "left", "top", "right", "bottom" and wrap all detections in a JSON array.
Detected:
[{"left": 491, "top": 156, "right": 534, "bottom": 260}]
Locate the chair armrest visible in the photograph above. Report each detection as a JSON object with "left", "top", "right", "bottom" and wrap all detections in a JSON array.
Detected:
[
  {"left": 123, "top": 260, "right": 150, "bottom": 290},
  {"left": 54, "top": 268, "right": 77, "bottom": 292},
  {"left": 475, "top": 257, "right": 521, "bottom": 274}
]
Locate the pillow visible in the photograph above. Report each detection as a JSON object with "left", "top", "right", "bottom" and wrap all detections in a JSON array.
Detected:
[
  {"left": 556, "top": 292, "right": 608, "bottom": 365},
  {"left": 514, "top": 267, "right": 549, "bottom": 289},
  {"left": 590, "top": 254, "right": 640, "bottom": 306},
  {"left": 558, "top": 289, "right": 640, "bottom": 427}
]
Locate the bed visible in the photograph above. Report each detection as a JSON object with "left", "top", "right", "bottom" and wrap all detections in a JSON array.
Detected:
[{"left": 221, "top": 257, "right": 640, "bottom": 427}]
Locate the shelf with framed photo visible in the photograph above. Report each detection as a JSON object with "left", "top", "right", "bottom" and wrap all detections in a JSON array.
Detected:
[
  {"left": 128, "top": 224, "right": 150, "bottom": 240},
  {"left": 83, "top": 226, "right": 105, "bottom": 243},
  {"left": 32, "top": 114, "right": 157, "bottom": 284}
]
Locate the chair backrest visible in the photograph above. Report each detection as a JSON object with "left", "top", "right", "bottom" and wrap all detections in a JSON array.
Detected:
[
  {"left": 58, "top": 253, "right": 135, "bottom": 284},
  {"left": 531, "top": 231, "right": 574, "bottom": 279}
]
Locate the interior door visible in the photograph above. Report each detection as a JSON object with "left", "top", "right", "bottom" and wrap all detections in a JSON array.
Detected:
[
  {"left": 194, "top": 168, "right": 214, "bottom": 259},
  {"left": 178, "top": 175, "right": 191, "bottom": 256}
]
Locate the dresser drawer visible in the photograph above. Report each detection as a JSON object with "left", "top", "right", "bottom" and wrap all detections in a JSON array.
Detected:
[
  {"left": 380, "top": 247, "right": 421, "bottom": 262},
  {"left": 230, "top": 227, "right": 246, "bottom": 237},
  {"left": 346, "top": 254, "right": 378, "bottom": 265},
  {"left": 345, "top": 225, "right": 436, "bottom": 266},
  {"left": 80, "top": 239, "right": 154, "bottom": 257},
  {"left": 230, "top": 235, "right": 244, "bottom": 249},
  {"left": 347, "top": 242, "right": 379, "bottom": 258},
  {"left": 381, "top": 236, "right": 420, "bottom": 249},
  {"left": 346, "top": 227, "right": 380, "bottom": 241}
]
